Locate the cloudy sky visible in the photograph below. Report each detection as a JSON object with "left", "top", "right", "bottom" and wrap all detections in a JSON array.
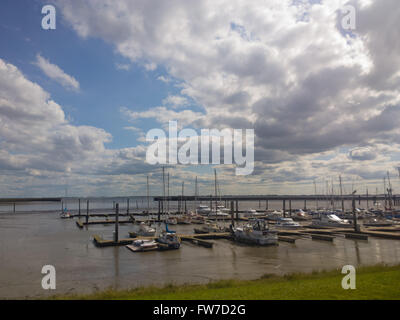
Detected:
[{"left": 1, "top": 0, "right": 400, "bottom": 197}]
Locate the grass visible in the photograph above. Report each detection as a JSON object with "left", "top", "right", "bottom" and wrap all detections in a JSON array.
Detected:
[{"left": 52, "top": 264, "right": 400, "bottom": 300}]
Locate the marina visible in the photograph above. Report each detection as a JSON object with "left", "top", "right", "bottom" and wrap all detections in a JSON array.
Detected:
[{"left": 1, "top": 195, "right": 400, "bottom": 299}]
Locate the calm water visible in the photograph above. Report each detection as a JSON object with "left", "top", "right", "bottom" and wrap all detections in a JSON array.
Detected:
[{"left": 0, "top": 200, "right": 399, "bottom": 298}]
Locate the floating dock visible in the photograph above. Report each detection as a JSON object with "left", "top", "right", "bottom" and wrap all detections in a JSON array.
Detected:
[
  {"left": 76, "top": 219, "right": 134, "bottom": 229},
  {"left": 93, "top": 232, "right": 231, "bottom": 248}
]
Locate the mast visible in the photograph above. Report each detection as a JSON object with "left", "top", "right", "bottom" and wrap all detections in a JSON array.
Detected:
[
  {"left": 146, "top": 175, "right": 150, "bottom": 214},
  {"left": 167, "top": 171, "right": 170, "bottom": 213},
  {"left": 331, "top": 177, "right": 334, "bottom": 210},
  {"left": 325, "top": 180, "right": 329, "bottom": 209},
  {"left": 384, "top": 177, "right": 387, "bottom": 209},
  {"left": 339, "top": 175, "right": 344, "bottom": 212},
  {"left": 181, "top": 181, "right": 185, "bottom": 214},
  {"left": 214, "top": 169, "right": 218, "bottom": 212},
  {"left": 162, "top": 167, "right": 165, "bottom": 215},
  {"left": 314, "top": 179, "right": 318, "bottom": 210},
  {"left": 387, "top": 171, "right": 393, "bottom": 210},
  {"left": 194, "top": 176, "right": 198, "bottom": 213}
]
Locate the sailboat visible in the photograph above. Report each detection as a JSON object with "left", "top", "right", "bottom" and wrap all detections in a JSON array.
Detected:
[
  {"left": 60, "top": 188, "right": 72, "bottom": 218},
  {"left": 132, "top": 176, "right": 156, "bottom": 237},
  {"left": 60, "top": 207, "right": 71, "bottom": 219},
  {"left": 156, "top": 232, "right": 181, "bottom": 249},
  {"left": 208, "top": 169, "right": 229, "bottom": 217}
]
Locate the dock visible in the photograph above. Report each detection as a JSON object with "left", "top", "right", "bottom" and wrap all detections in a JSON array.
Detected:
[
  {"left": 93, "top": 232, "right": 231, "bottom": 248},
  {"left": 76, "top": 219, "right": 134, "bottom": 229}
]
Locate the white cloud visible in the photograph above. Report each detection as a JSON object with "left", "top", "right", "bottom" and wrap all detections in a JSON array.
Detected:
[
  {"left": 162, "top": 95, "right": 189, "bottom": 108},
  {"left": 115, "top": 63, "right": 131, "bottom": 71},
  {"left": 2, "top": 0, "right": 399, "bottom": 195},
  {"left": 157, "top": 75, "right": 172, "bottom": 83},
  {"left": 35, "top": 54, "right": 80, "bottom": 91}
]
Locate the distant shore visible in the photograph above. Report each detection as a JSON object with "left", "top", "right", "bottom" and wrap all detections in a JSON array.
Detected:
[{"left": 51, "top": 264, "right": 400, "bottom": 300}]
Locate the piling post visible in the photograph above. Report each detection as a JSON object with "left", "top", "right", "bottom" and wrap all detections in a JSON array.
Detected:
[
  {"left": 78, "top": 199, "right": 81, "bottom": 216},
  {"left": 266, "top": 200, "right": 268, "bottom": 210},
  {"left": 358, "top": 195, "right": 361, "bottom": 205},
  {"left": 115, "top": 203, "right": 119, "bottom": 243},
  {"left": 86, "top": 200, "right": 89, "bottom": 224},
  {"left": 236, "top": 200, "right": 239, "bottom": 221},
  {"left": 289, "top": 200, "right": 292, "bottom": 217},
  {"left": 13, "top": 203, "right": 15, "bottom": 213},
  {"left": 283, "top": 200, "right": 286, "bottom": 218},
  {"left": 231, "top": 201, "right": 235, "bottom": 227},
  {"left": 304, "top": 200, "right": 307, "bottom": 211}
]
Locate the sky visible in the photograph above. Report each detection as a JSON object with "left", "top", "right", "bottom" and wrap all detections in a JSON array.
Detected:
[{"left": 0, "top": 0, "right": 400, "bottom": 197}]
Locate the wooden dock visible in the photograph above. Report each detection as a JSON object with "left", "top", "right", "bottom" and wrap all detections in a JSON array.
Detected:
[
  {"left": 93, "top": 232, "right": 231, "bottom": 248},
  {"left": 76, "top": 219, "right": 134, "bottom": 229}
]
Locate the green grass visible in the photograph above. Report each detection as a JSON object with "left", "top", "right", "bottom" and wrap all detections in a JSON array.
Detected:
[{"left": 53, "top": 264, "right": 400, "bottom": 300}]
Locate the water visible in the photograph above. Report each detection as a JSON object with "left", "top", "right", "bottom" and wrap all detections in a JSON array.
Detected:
[{"left": 0, "top": 200, "right": 399, "bottom": 298}]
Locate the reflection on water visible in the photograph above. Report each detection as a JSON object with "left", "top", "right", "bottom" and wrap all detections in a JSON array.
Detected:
[{"left": 0, "top": 211, "right": 399, "bottom": 298}]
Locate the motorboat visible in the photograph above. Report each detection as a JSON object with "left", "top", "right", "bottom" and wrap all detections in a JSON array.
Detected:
[
  {"left": 135, "top": 222, "right": 156, "bottom": 236},
  {"left": 311, "top": 214, "right": 353, "bottom": 228},
  {"left": 292, "top": 209, "right": 310, "bottom": 221},
  {"left": 194, "top": 222, "right": 226, "bottom": 234},
  {"left": 197, "top": 205, "right": 211, "bottom": 215},
  {"left": 241, "top": 209, "right": 265, "bottom": 218},
  {"left": 275, "top": 217, "right": 301, "bottom": 229},
  {"left": 176, "top": 215, "right": 191, "bottom": 224},
  {"left": 265, "top": 210, "right": 283, "bottom": 221},
  {"left": 60, "top": 212, "right": 72, "bottom": 219},
  {"left": 165, "top": 216, "right": 178, "bottom": 225},
  {"left": 208, "top": 210, "right": 229, "bottom": 218},
  {"left": 126, "top": 239, "right": 158, "bottom": 252},
  {"left": 232, "top": 219, "right": 278, "bottom": 245},
  {"left": 216, "top": 205, "right": 231, "bottom": 214},
  {"left": 156, "top": 232, "right": 181, "bottom": 249},
  {"left": 363, "top": 218, "right": 393, "bottom": 227},
  {"left": 189, "top": 214, "right": 206, "bottom": 224}
]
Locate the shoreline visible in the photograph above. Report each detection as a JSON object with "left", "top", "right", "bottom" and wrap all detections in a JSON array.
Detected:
[{"left": 49, "top": 264, "right": 400, "bottom": 300}]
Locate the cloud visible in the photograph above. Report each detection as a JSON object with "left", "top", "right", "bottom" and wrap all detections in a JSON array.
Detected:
[
  {"left": 162, "top": 95, "right": 189, "bottom": 108},
  {"left": 2, "top": 0, "right": 399, "bottom": 195},
  {"left": 122, "top": 106, "right": 205, "bottom": 128},
  {"left": 157, "top": 75, "right": 172, "bottom": 83},
  {"left": 349, "top": 147, "right": 377, "bottom": 161},
  {"left": 115, "top": 63, "right": 131, "bottom": 71},
  {"left": 34, "top": 54, "right": 80, "bottom": 91}
]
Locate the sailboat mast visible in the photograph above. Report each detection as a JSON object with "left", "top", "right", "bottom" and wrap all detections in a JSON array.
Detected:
[
  {"left": 167, "top": 171, "right": 170, "bottom": 213},
  {"left": 314, "top": 179, "right": 318, "bottom": 210},
  {"left": 339, "top": 175, "right": 344, "bottom": 212},
  {"left": 181, "top": 181, "right": 184, "bottom": 214},
  {"left": 331, "top": 177, "right": 334, "bottom": 210},
  {"left": 194, "top": 176, "right": 198, "bottom": 213},
  {"left": 214, "top": 169, "right": 218, "bottom": 212},
  {"left": 384, "top": 177, "right": 387, "bottom": 208},
  {"left": 147, "top": 175, "right": 150, "bottom": 214},
  {"left": 162, "top": 167, "right": 165, "bottom": 215},
  {"left": 387, "top": 171, "right": 393, "bottom": 210}
]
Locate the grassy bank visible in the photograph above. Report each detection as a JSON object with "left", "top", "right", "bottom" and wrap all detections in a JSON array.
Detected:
[{"left": 54, "top": 264, "right": 400, "bottom": 300}]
